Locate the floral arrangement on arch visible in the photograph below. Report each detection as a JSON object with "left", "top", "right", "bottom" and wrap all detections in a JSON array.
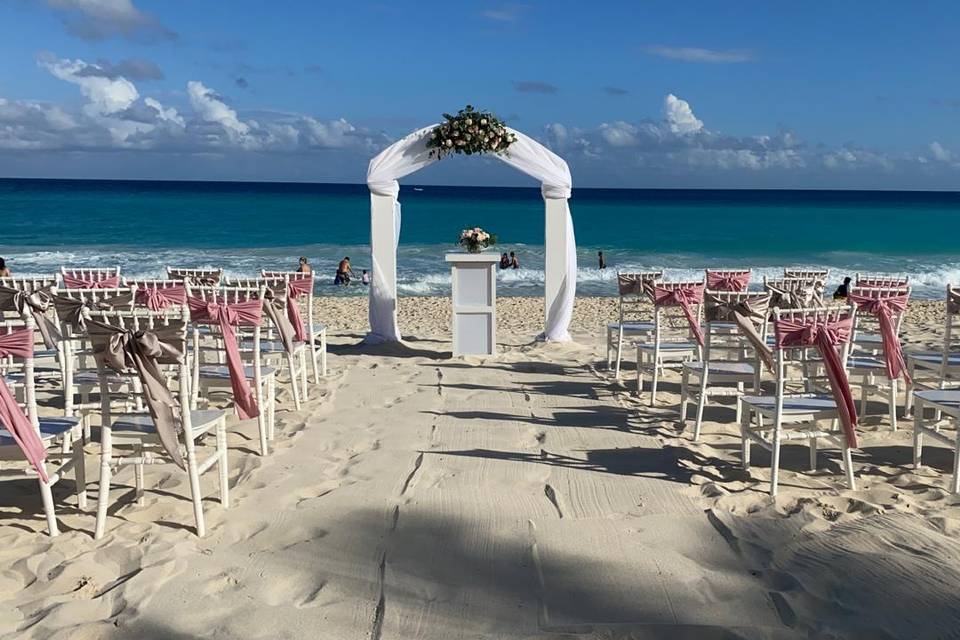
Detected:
[
  {"left": 426, "top": 105, "right": 517, "bottom": 159},
  {"left": 458, "top": 227, "right": 497, "bottom": 253}
]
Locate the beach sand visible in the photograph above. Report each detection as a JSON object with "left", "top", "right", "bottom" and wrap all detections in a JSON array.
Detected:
[{"left": 2, "top": 296, "right": 959, "bottom": 638}]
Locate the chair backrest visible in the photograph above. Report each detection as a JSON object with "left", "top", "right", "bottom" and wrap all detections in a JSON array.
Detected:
[
  {"left": 124, "top": 278, "right": 188, "bottom": 309},
  {"left": 784, "top": 268, "right": 829, "bottom": 280},
  {"left": 941, "top": 285, "right": 960, "bottom": 368},
  {"left": 848, "top": 285, "right": 911, "bottom": 340},
  {"left": 615, "top": 271, "right": 661, "bottom": 324},
  {"left": 0, "top": 276, "right": 58, "bottom": 293},
  {"left": 771, "top": 304, "right": 854, "bottom": 391},
  {"left": 763, "top": 276, "right": 824, "bottom": 309},
  {"left": 223, "top": 276, "right": 285, "bottom": 290},
  {"left": 702, "top": 290, "right": 770, "bottom": 362},
  {"left": 704, "top": 269, "right": 751, "bottom": 292},
  {"left": 855, "top": 273, "right": 909, "bottom": 288},
  {"left": 650, "top": 280, "right": 704, "bottom": 344},
  {"left": 185, "top": 283, "right": 266, "bottom": 369},
  {"left": 0, "top": 312, "right": 39, "bottom": 429},
  {"left": 166, "top": 267, "right": 223, "bottom": 286},
  {"left": 60, "top": 266, "right": 120, "bottom": 285}
]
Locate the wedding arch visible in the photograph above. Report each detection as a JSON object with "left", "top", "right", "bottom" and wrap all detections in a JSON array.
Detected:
[{"left": 364, "top": 115, "right": 576, "bottom": 344}]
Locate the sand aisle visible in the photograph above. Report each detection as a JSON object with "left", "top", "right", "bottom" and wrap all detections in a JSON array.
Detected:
[{"left": 106, "top": 332, "right": 787, "bottom": 639}]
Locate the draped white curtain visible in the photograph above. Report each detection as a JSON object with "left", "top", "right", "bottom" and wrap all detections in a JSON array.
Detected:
[{"left": 365, "top": 125, "right": 576, "bottom": 343}]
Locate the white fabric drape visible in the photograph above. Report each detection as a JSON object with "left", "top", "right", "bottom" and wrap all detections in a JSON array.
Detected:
[{"left": 365, "top": 124, "right": 576, "bottom": 343}]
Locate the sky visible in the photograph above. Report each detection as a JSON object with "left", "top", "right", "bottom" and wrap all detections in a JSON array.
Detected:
[{"left": 1, "top": 0, "right": 959, "bottom": 189}]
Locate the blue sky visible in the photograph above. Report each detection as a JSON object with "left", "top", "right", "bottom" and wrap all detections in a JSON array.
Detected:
[{"left": 1, "top": 0, "right": 959, "bottom": 189}]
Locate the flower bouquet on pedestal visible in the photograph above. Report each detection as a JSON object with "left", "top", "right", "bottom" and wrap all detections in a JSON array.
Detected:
[{"left": 458, "top": 227, "right": 496, "bottom": 253}]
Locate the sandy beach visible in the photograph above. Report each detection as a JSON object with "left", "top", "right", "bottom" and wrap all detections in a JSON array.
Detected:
[{"left": 2, "top": 295, "right": 960, "bottom": 639}]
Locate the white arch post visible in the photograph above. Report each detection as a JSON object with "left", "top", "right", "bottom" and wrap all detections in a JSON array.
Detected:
[{"left": 365, "top": 125, "right": 576, "bottom": 344}]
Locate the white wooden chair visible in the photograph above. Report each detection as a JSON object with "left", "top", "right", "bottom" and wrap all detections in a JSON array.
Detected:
[
  {"left": 680, "top": 291, "right": 770, "bottom": 440},
  {"left": 86, "top": 306, "right": 229, "bottom": 539},
  {"left": 166, "top": 267, "right": 223, "bottom": 286},
  {"left": 704, "top": 269, "right": 751, "bottom": 292},
  {"left": 764, "top": 276, "right": 824, "bottom": 309},
  {"left": 855, "top": 273, "right": 909, "bottom": 288},
  {"left": 636, "top": 280, "right": 704, "bottom": 406},
  {"left": 912, "top": 389, "right": 960, "bottom": 493},
  {"left": 784, "top": 267, "right": 830, "bottom": 281},
  {"left": 739, "top": 304, "right": 857, "bottom": 496},
  {"left": 606, "top": 271, "right": 661, "bottom": 379},
  {"left": 0, "top": 276, "right": 59, "bottom": 293},
  {"left": 124, "top": 278, "right": 188, "bottom": 309},
  {"left": 262, "top": 270, "right": 327, "bottom": 381},
  {"left": 905, "top": 285, "right": 960, "bottom": 416},
  {"left": 226, "top": 277, "right": 309, "bottom": 408},
  {"left": 188, "top": 284, "right": 277, "bottom": 455},
  {"left": 0, "top": 277, "right": 62, "bottom": 385},
  {"left": 846, "top": 286, "right": 911, "bottom": 430},
  {"left": 60, "top": 266, "right": 121, "bottom": 289},
  {"left": 0, "top": 313, "right": 87, "bottom": 536}
]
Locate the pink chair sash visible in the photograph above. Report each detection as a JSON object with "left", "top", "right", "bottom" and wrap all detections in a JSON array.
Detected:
[
  {"left": 706, "top": 271, "right": 750, "bottom": 292},
  {"left": 848, "top": 292, "right": 910, "bottom": 382},
  {"left": 653, "top": 284, "right": 705, "bottom": 347},
  {"left": 136, "top": 285, "right": 187, "bottom": 311},
  {"left": 774, "top": 316, "right": 858, "bottom": 447},
  {"left": 286, "top": 277, "right": 312, "bottom": 342},
  {"left": 0, "top": 329, "right": 48, "bottom": 481},
  {"left": 61, "top": 273, "right": 120, "bottom": 289},
  {"left": 187, "top": 297, "right": 262, "bottom": 420}
]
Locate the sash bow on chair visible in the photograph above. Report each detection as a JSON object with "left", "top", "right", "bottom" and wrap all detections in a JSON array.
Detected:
[
  {"left": 0, "top": 286, "right": 61, "bottom": 349},
  {"left": 774, "top": 316, "right": 858, "bottom": 447},
  {"left": 706, "top": 272, "right": 750, "bottom": 292},
  {"left": 61, "top": 274, "right": 120, "bottom": 289},
  {"left": 704, "top": 293, "right": 774, "bottom": 371},
  {"left": 848, "top": 292, "right": 910, "bottom": 382},
  {"left": 136, "top": 285, "right": 186, "bottom": 311},
  {"left": 0, "top": 328, "right": 48, "bottom": 480},
  {"left": 653, "top": 284, "right": 705, "bottom": 347}
]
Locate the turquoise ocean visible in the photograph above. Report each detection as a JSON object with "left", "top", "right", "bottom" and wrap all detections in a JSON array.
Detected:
[{"left": 1, "top": 178, "right": 958, "bottom": 298}]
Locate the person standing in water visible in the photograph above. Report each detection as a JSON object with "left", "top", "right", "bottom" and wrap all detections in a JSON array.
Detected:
[
  {"left": 361, "top": 270, "right": 370, "bottom": 285},
  {"left": 499, "top": 253, "right": 510, "bottom": 269},
  {"left": 510, "top": 251, "right": 519, "bottom": 269},
  {"left": 598, "top": 251, "right": 606, "bottom": 269},
  {"left": 0, "top": 258, "right": 10, "bottom": 278},
  {"left": 297, "top": 256, "right": 312, "bottom": 274},
  {"left": 334, "top": 256, "right": 353, "bottom": 285}
]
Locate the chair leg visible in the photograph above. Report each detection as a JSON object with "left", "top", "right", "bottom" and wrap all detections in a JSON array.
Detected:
[
  {"left": 740, "top": 405, "right": 751, "bottom": 470},
  {"left": 217, "top": 419, "right": 230, "bottom": 507},
  {"left": 134, "top": 449, "right": 145, "bottom": 507},
  {"left": 679, "top": 369, "right": 689, "bottom": 426},
  {"left": 809, "top": 437, "right": 818, "bottom": 471},
  {"left": 286, "top": 353, "right": 302, "bottom": 410},
  {"left": 309, "top": 333, "right": 321, "bottom": 383},
  {"left": 889, "top": 378, "right": 898, "bottom": 432},
  {"left": 770, "top": 431, "right": 781, "bottom": 497},
  {"left": 606, "top": 329, "right": 613, "bottom": 369},
  {"left": 614, "top": 331, "right": 624, "bottom": 379},
  {"left": 913, "top": 401, "right": 924, "bottom": 469},
  {"left": 650, "top": 358, "right": 660, "bottom": 408},
  {"left": 268, "top": 374, "right": 277, "bottom": 440},
  {"left": 320, "top": 329, "right": 328, "bottom": 377},
  {"left": 38, "top": 468, "right": 59, "bottom": 537},
  {"left": 842, "top": 442, "right": 856, "bottom": 490},
  {"left": 185, "top": 447, "right": 206, "bottom": 538},
  {"left": 94, "top": 459, "right": 111, "bottom": 539},
  {"left": 694, "top": 370, "right": 708, "bottom": 441},
  {"left": 904, "top": 365, "right": 915, "bottom": 416},
  {"left": 71, "top": 431, "right": 87, "bottom": 510},
  {"left": 299, "top": 350, "right": 309, "bottom": 401}
]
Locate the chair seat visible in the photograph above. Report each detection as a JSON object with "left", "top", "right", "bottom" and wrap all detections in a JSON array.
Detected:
[
  {"left": 240, "top": 339, "right": 306, "bottom": 354},
  {"left": 907, "top": 352, "right": 960, "bottom": 366},
  {"left": 684, "top": 361, "right": 755, "bottom": 375},
  {"left": 198, "top": 365, "right": 277, "bottom": 380},
  {"left": 847, "top": 356, "right": 887, "bottom": 371},
  {"left": 112, "top": 409, "right": 225, "bottom": 435},
  {"left": 608, "top": 321, "right": 655, "bottom": 332},
  {"left": 73, "top": 371, "right": 134, "bottom": 386},
  {"left": 914, "top": 389, "right": 960, "bottom": 411},
  {"left": 741, "top": 394, "right": 839, "bottom": 418},
  {"left": 0, "top": 416, "right": 81, "bottom": 446},
  {"left": 637, "top": 342, "right": 699, "bottom": 352},
  {"left": 302, "top": 321, "right": 326, "bottom": 337},
  {"left": 853, "top": 332, "right": 883, "bottom": 345},
  {"left": 33, "top": 348, "right": 60, "bottom": 359}
]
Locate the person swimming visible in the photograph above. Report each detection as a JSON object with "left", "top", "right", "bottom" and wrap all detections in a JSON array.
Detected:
[
  {"left": 832, "top": 276, "right": 852, "bottom": 300},
  {"left": 510, "top": 251, "right": 519, "bottom": 269},
  {"left": 499, "top": 253, "right": 510, "bottom": 269},
  {"left": 297, "top": 256, "right": 312, "bottom": 274}
]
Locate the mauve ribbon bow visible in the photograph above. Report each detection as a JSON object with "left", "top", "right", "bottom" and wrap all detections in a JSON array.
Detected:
[
  {"left": 285, "top": 277, "right": 312, "bottom": 342},
  {"left": 136, "top": 285, "right": 186, "bottom": 311},
  {"left": 61, "top": 274, "right": 120, "bottom": 289},
  {"left": 88, "top": 320, "right": 186, "bottom": 468},
  {"left": 775, "top": 316, "right": 858, "bottom": 447},
  {"left": 767, "top": 282, "right": 820, "bottom": 310},
  {"left": 654, "top": 284, "right": 705, "bottom": 347},
  {"left": 705, "top": 293, "right": 774, "bottom": 372},
  {"left": 618, "top": 275, "right": 655, "bottom": 297},
  {"left": 187, "top": 296, "right": 262, "bottom": 420},
  {"left": 706, "top": 272, "right": 750, "bottom": 292},
  {"left": 261, "top": 288, "right": 297, "bottom": 354},
  {"left": 0, "top": 286, "right": 61, "bottom": 349},
  {"left": 848, "top": 292, "right": 910, "bottom": 382},
  {"left": 0, "top": 328, "right": 48, "bottom": 481}
]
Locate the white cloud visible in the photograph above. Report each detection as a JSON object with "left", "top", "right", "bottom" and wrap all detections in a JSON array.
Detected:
[
  {"left": 930, "top": 141, "right": 954, "bottom": 163},
  {"left": 144, "top": 98, "right": 184, "bottom": 128},
  {"left": 643, "top": 46, "right": 752, "bottom": 64},
  {"left": 664, "top": 94, "right": 703, "bottom": 135},
  {"left": 187, "top": 80, "right": 250, "bottom": 139},
  {"left": 41, "top": 56, "right": 139, "bottom": 117},
  {"left": 44, "top": 0, "right": 175, "bottom": 41}
]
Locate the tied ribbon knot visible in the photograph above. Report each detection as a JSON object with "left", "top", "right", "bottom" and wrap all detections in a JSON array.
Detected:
[
  {"left": 705, "top": 293, "right": 774, "bottom": 372},
  {"left": 654, "top": 285, "right": 705, "bottom": 347},
  {"left": 706, "top": 272, "right": 750, "bottom": 292},
  {"left": 187, "top": 296, "right": 262, "bottom": 420},
  {"left": 848, "top": 292, "right": 910, "bottom": 382},
  {"left": 89, "top": 321, "right": 186, "bottom": 467},
  {"left": 136, "top": 285, "right": 186, "bottom": 311},
  {"left": 285, "top": 277, "right": 313, "bottom": 342},
  {"left": 775, "top": 316, "right": 858, "bottom": 448},
  {"left": 0, "top": 286, "right": 61, "bottom": 349},
  {"left": 61, "top": 274, "right": 120, "bottom": 289},
  {"left": 0, "top": 328, "right": 48, "bottom": 481}
]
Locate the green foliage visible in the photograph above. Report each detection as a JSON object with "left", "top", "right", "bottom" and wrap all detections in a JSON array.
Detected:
[{"left": 425, "top": 105, "right": 517, "bottom": 159}]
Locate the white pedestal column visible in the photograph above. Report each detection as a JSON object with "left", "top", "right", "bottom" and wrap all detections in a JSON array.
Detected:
[
  {"left": 368, "top": 193, "right": 399, "bottom": 342},
  {"left": 445, "top": 252, "right": 499, "bottom": 357},
  {"left": 544, "top": 198, "right": 570, "bottom": 336}
]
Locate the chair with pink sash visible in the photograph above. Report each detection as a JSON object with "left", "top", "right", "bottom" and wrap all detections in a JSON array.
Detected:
[
  {"left": 84, "top": 305, "right": 229, "bottom": 538},
  {"left": 0, "top": 277, "right": 63, "bottom": 386},
  {"left": 784, "top": 267, "right": 829, "bottom": 281},
  {"left": 855, "top": 273, "right": 909, "bottom": 289},
  {"left": 225, "top": 277, "right": 308, "bottom": 408},
  {"left": 680, "top": 291, "right": 772, "bottom": 440},
  {"left": 262, "top": 270, "right": 327, "bottom": 382},
  {"left": 0, "top": 312, "right": 87, "bottom": 536},
  {"left": 905, "top": 285, "right": 960, "bottom": 416},
  {"left": 59, "top": 266, "right": 121, "bottom": 290},
  {"left": 606, "top": 271, "right": 662, "bottom": 379},
  {"left": 846, "top": 286, "right": 911, "bottom": 431},
  {"left": 636, "top": 280, "right": 704, "bottom": 406},
  {"left": 739, "top": 304, "right": 858, "bottom": 496},
  {"left": 165, "top": 266, "right": 223, "bottom": 287},
  {"left": 704, "top": 269, "right": 751, "bottom": 292},
  {"left": 187, "top": 284, "right": 276, "bottom": 456},
  {"left": 124, "top": 278, "right": 189, "bottom": 312}
]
